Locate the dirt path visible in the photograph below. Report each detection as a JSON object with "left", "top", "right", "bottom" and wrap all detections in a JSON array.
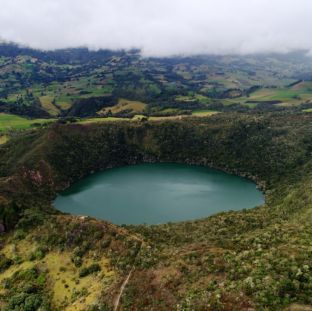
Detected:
[
  {"left": 113, "top": 242, "right": 142, "bottom": 311},
  {"left": 113, "top": 267, "right": 134, "bottom": 311}
]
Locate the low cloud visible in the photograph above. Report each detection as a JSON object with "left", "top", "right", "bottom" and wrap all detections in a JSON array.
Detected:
[{"left": 0, "top": 0, "right": 311, "bottom": 56}]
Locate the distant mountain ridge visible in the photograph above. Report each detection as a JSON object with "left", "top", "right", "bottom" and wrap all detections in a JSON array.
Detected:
[{"left": 1, "top": 42, "right": 312, "bottom": 118}]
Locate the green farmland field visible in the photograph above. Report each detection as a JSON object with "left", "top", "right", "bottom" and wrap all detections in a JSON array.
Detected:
[{"left": 0, "top": 113, "right": 55, "bottom": 132}]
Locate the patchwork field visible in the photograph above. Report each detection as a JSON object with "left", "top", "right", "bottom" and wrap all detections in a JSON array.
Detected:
[
  {"left": 2, "top": 44, "right": 312, "bottom": 119},
  {"left": 230, "top": 81, "right": 312, "bottom": 106},
  {"left": 177, "top": 81, "right": 312, "bottom": 109}
]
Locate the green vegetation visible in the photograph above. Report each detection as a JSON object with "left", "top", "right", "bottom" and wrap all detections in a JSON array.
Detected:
[
  {"left": 1, "top": 44, "right": 312, "bottom": 120},
  {"left": 0, "top": 207, "right": 132, "bottom": 310},
  {"left": 2, "top": 43, "right": 312, "bottom": 310},
  {"left": 0, "top": 113, "right": 55, "bottom": 132},
  {"left": 99, "top": 98, "right": 147, "bottom": 117},
  {"left": 0, "top": 112, "right": 312, "bottom": 310},
  {"left": 79, "top": 263, "right": 101, "bottom": 278},
  {"left": 224, "top": 81, "right": 312, "bottom": 106}
]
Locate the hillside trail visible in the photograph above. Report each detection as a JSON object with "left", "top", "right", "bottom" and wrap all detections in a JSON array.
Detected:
[
  {"left": 113, "top": 242, "right": 143, "bottom": 311},
  {"left": 113, "top": 267, "right": 135, "bottom": 311}
]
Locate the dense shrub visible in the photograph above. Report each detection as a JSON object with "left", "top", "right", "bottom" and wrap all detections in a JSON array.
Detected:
[{"left": 79, "top": 263, "right": 101, "bottom": 278}]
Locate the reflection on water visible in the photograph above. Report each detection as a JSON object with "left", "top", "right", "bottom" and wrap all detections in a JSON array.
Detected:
[{"left": 54, "top": 163, "right": 264, "bottom": 225}]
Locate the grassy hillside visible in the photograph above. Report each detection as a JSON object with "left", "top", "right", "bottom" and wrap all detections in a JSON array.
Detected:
[
  {"left": 1, "top": 44, "right": 312, "bottom": 119},
  {"left": 99, "top": 98, "right": 147, "bottom": 117},
  {"left": 0, "top": 112, "right": 312, "bottom": 310},
  {"left": 0, "top": 113, "right": 55, "bottom": 132}
]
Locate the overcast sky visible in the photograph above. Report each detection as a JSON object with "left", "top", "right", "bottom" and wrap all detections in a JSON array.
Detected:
[{"left": 0, "top": 0, "right": 311, "bottom": 56}]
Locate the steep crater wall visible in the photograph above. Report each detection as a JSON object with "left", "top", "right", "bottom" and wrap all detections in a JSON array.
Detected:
[{"left": 0, "top": 113, "right": 311, "bottom": 230}]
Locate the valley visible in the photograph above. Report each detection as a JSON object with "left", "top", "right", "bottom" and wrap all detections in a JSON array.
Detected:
[
  {"left": 1, "top": 0, "right": 312, "bottom": 308},
  {"left": 2, "top": 0, "right": 312, "bottom": 308},
  {"left": 0, "top": 112, "right": 312, "bottom": 310},
  {"left": 1, "top": 44, "right": 312, "bottom": 122}
]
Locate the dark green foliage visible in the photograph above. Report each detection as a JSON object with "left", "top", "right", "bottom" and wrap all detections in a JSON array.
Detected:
[
  {"left": 79, "top": 263, "right": 101, "bottom": 278},
  {"left": 64, "top": 96, "right": 116, "bottom": 117},
  {"left": 4, "top": 293, "right": 43, "bottom": 311},
  {"left": 2, "top": 268, "right": 51, "bottom": 311},
  {"left": 16, "top": 208, "right": 47, "bottom": 231},
  {"left": 72, "top": 256, "right": 83, "bottom": 267},
  {"left": 1, "top": 113, "right": 312, "bottom": 310},
  {"left": 0, "top": 254, "right": 13, "bottom": 272},
  {"left": 28, "top": 246, "right": 48, "bottom": 261},
  {"left": 0, "top": 101, "right": 50, "bottom": 118}
]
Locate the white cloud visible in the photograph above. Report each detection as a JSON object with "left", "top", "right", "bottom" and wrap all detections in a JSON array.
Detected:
[{"left": 0, "top": 0, "right": 311, "bottom": 56}]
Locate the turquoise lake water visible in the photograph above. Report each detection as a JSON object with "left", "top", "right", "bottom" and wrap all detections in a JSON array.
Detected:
[{"left": 54, "top": 163, "right": 264, "bottom": 225}]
